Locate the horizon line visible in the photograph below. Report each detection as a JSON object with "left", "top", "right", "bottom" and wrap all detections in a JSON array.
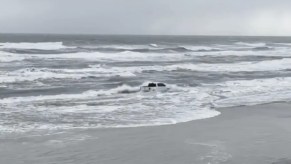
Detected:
[{"left": 1, "top": 32, "right": 291, "bottom": 37}]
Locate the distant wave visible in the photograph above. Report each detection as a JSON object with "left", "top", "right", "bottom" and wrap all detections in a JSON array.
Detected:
[
  {"left": 0, "top": 41, "right": 285, "bottom": 56},
  {"left": 0, "top": 51, "right": 189, "bottom": 62},
  {"left": 0, "top": 41, "right": 280, "bottom": 57},
  {"left": 79, "top": 45, "right": 222, "bottom": 53},
  {"left": 0, "top": 67, "right": 136, "bottom": 83},
  {"left": 252, "top": 46, "right": 273, "bottom": 51},
  {"left": 3, "top": 49, "right": 289, "bottom": 64},
  {"left": 234, "top": 42, "right": 275, "bottom": 51},
  {"left": 163, "top": 58, "right": 291, "bottom": 72},
  {"left": 2, "top": 57, "right": 291, "bottom": 84},
  {"left": 0, "top": 42, "right": 74, "bottom": 50},
  {"left": 0, "top": 46, "right": 222, "bottom": 57},
  {"left": 273, "top": 43, "right": 291, "bottom": 46},
  {"left": 121, "top": 58, "right": 291, "bottom": 73},
  {"left": 149, "top": 43, "right": 158, "bottom": 48},
  {"left": 235, "top": 42, "right": 267, "bottom": 47},
  {"left": 2, "top": 48, "right": 80, "bottom": 54}
]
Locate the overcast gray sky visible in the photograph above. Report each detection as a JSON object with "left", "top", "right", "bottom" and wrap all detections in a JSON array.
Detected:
[{"left": 1, "top": 0, "right": 291, "bottom": 36}]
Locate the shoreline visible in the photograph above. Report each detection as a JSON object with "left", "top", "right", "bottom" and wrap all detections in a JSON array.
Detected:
[{"left": 1, "top": 103, "right": 291, "bottom": 164}]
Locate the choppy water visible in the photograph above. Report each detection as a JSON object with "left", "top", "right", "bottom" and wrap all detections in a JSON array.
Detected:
[{"left": 1, "top": 34, "right": 291, "bottom": 133}]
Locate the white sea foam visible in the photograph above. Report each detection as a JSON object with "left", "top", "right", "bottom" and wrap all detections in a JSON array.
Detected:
[
  {"left": 2, "top": 76, "right": 291, "bottom": 132},
  {"left": 208, "top": 77, "right": 291, "bottom": 107},
  {"left": 0, "top": 82, "right": 220, "bottom": 132},
  {"left": 163, "top": 58, "right": 291, "bottom": 72},
  {"left": 26, "top": 51, "right": 186, "bottom": 61},
  {"left": 101, "top": 58, "right": 291, "bottom": 73},
  {"left": 0, "top": 67, "right": 136, "bottom": 83},
  {"left": 0, "top": 123, "right": 74, "bottom": 133},
  {"left": 0, "top": 42, "right": 71, "bottom": 50},
  {"left": 0, "top": 51, "right": 26, "bottom": 62}
]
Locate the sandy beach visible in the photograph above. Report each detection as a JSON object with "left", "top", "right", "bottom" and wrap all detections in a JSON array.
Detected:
[{"left": 1, "top": 103, "right": 291, "bottom": 164}]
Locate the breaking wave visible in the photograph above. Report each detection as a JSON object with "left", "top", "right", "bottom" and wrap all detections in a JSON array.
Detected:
[{"left": 0, "top": 84, "right": 141, "bottom": 104}]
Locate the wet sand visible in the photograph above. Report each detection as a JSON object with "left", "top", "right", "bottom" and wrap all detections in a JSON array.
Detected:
[{"left": 1, "top": 103, "right": 291, "bottom": 164}]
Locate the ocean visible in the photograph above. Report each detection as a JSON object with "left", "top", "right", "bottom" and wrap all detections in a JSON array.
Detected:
[{"left": 1, "top": 34, "right": 291, "bottom": 134}]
